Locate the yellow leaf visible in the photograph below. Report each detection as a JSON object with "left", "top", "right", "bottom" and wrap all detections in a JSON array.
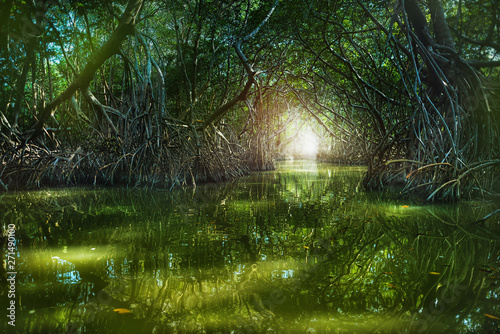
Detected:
[
  {"left": 484, "top": 314, "right": 500, "bottom": 320},
  {"left": 429, "top": 272, "right": 441, "bottom": 275},
  {"left": 113, "top": 308, "right": 132, "bottom": 314},
  {"left": 303, "top": 246, "right": 309, "bottom": 249},
  {"left": 402, "top": 205, "right": 410, "bottom": 208}
]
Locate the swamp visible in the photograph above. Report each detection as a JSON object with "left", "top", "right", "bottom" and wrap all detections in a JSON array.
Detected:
[{"left": 1, "top": 0, "right": 500, "bottom": 333}]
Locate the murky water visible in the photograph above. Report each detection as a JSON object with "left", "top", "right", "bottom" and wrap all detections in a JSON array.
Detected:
[{"left": 1, "top": 160, "right": 499, "bottom": 333}]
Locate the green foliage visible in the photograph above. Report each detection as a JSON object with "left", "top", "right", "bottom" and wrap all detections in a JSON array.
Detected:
[{"left": 0, "top": 0, "right": 499, "bottom": 197}]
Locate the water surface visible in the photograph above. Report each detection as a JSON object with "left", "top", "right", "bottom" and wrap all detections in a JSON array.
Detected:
[{"left": 1, "top": 161, "right": 499, "bottom": 333}]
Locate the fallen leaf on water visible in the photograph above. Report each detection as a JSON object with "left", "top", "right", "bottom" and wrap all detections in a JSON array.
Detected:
[
  {"left": 484, "top": 314, "right": 500, "bottom": 320},
  {"left": 113, "top": 308, "right": 132, "bottom": 314},
  {"left": 429, "top": 272, "right": 441, "bottom": 275}
]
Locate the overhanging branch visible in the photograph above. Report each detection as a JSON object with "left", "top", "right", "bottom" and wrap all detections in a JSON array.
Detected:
[
  {"left": 199, "top": 0, "right": 279, "bottom": 130},
  {"left": 26, "top": 0, "right": 144, "bottom": 143}
]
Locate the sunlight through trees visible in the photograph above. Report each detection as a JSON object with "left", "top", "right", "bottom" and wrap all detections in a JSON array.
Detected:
[{"left": 0, "top": 0, "right": 498, "bottom": 200}]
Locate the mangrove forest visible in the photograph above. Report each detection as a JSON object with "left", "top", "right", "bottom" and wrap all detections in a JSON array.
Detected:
[{"left": 1, "top": 0, "right": 499, "bottom": 333}]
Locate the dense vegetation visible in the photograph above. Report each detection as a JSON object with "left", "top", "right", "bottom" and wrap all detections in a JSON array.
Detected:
[{"left": 0, "top": 0, "right": 499, "bottom": 200}]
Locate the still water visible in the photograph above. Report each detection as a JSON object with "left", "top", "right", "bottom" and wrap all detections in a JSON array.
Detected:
[{"left": 1, "top": 161, "right": 499, "bottom": 333}]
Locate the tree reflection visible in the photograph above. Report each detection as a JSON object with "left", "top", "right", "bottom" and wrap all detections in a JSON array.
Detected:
[{"left": 1, "top": 162, "right": 499, "bottom": 333}]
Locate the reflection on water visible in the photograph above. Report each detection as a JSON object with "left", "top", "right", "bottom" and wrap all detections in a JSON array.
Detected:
[{"left": 1, "top": 160, "right": 499, "bottom": 333}]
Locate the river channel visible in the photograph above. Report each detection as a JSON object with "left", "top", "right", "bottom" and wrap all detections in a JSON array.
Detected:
[{"left": 1, "top": 160, "right": 499, "bottom": 333}]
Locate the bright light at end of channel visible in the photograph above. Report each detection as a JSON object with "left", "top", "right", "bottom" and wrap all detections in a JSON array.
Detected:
[{"left": 297, "top": 128, "right": 319, "bottom": 158}]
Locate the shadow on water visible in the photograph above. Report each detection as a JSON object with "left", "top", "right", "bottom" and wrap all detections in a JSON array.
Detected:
[{"left": 1, "top": 160, "right": 499, "bottom": 333}]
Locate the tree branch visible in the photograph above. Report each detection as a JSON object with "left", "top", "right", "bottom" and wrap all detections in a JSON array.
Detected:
[
  {"left": 467, "top": 60, "right": 500, "bottom": 68},
  {"left": 241, "top": 0, "right": 279, "bottom": 43},
  {"left": 199, "top": 72, "right": 255, "bottom": 130},
  {"left": 453, "top": 31, "right": 500, "bottom": 53},
  {"left": 26, "top": 0, "right": 144, "bottom": 143},
  {"left": 199, "top": 0, "right": 279, "bottom": 130}
]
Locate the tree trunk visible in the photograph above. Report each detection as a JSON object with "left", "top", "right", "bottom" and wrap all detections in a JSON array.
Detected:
[
  {"left": 12, "top": 53, "right": 32, "bottom": 127},
  {"left": 0, "top": 0, "right": 13, "bottom": 51},
  {"left": 429, "top": 0, "right": 456, "bottom": 50}
]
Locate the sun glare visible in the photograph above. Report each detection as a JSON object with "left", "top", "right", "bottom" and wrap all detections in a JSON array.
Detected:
[{"left": 294, "top": 128, "right": 319, "bottom": 158}]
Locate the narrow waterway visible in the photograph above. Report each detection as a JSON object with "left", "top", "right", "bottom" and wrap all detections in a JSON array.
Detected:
[{"left": 1, "top": 160, "right": 499, "bottom": 333}]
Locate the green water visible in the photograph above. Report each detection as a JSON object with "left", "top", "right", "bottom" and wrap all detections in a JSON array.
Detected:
[{"left": 1, "top": 160, "right": 499, "bottom": 333}]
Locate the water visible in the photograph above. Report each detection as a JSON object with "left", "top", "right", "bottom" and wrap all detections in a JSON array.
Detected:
[{"left": 1, "top": 160, "right": 499, "bottom": 333}]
